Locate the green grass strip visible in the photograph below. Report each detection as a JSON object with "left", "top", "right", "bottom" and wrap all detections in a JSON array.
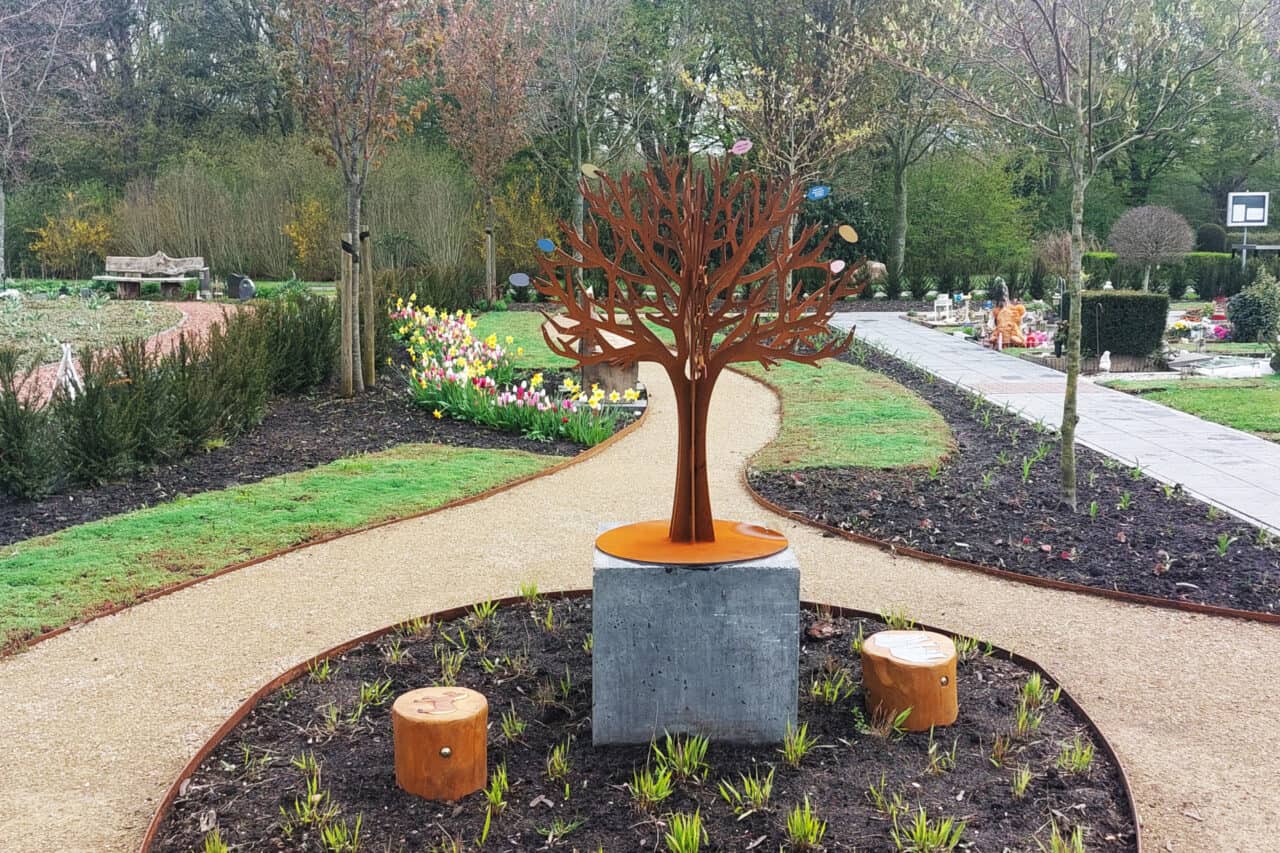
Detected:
[
  {"left": 0, "top": 444, "right": 557, "bottom": 647},
  {"left": 471, "top": 311, "right": 577, "bottom": 370},
  {"left": 738, "top": 360, "right": 952, "bottom": 471},
  {"left": 1105, "top": 374, "right": 1280, "bottom": 441}
]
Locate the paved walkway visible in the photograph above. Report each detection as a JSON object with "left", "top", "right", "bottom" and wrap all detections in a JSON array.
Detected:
[
  {"left": 835, "top": 312, "right": 1280, "bottom": 533},
  {"left": 2, "top": 365, "right": 1279, "bottom": 852}
]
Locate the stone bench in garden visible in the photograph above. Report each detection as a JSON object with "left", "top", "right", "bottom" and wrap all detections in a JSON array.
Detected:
[{"left": 93, "top": 252, "right": 209, "bottom": 300}]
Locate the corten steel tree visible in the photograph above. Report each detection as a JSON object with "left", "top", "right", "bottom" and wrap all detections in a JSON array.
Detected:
[{"left": 535, "top": 155, "right": 866, "bottom": 563}]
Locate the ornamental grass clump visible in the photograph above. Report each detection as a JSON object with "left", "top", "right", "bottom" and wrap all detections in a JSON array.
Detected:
[{"left": 390, "top": 299, "right": 635, "bottom": 446}]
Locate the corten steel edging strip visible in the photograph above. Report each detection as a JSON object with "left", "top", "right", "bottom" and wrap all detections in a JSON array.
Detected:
[
  {"left": 731, "top": 366, "right": 1280, "bottom": 626},
  {"left": 139, "top": 590, "right": 1143, "bottom": 853},
  {"left": 7, "top": 403, "right": 649, "bottom": 657}
]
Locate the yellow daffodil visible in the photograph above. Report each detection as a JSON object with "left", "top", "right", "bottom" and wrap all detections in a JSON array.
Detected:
[
  {"left": 409, "top": 293, "right": 418, "bottom": 302},
  {"left": 531, "top": 372, "right": 543, "bottom": 387},
  {"left": 505, "top": 335, "right": 514, "bottom": 345},
  {"left": 623, "top": 388, "right": 640, "bottom": 401},
  {"left": 433, "top": 409, "right": 443, "bottom": 419},
  {"left": 485, "top": 334, "right": 498, "bottom": 348},
  {"left": 517, "top": 346, "right": 524, "bottom": 356},
  {"left": 609, "top": 390, "right": 621, "bottom": 403},
  {"left": 563, "top": 377, "right": 576, "bottom": 390}
]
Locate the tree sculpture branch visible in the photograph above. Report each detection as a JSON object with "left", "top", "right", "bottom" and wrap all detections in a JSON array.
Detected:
[{"left": 534, "top": 153, "right": 867, "bottom": 548}]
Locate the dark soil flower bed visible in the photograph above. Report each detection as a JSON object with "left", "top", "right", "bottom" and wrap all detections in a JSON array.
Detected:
[
  {"left": 149, "top": 598, "right": 1136, "bottom": 852},
  {"left": 0, "top": 381, "right": 583, "bottom": 546},
  {"left": 750, "top": 343, "right": 1280, "bottom": 615}
]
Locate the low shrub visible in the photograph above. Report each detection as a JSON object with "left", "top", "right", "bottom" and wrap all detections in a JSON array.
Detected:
[
  {"left": 1079, "top": 291, "right": 1169, "bottom": 357},
  {"left": 0, "top": 350, "right": 59, "bottom": 499},
  {"left": 0, "top": 295, "right": 335, "bottom": 498},
  {"left": 1196, "top": 223, "right": 1227, "bottom": 253},
  {"left": 390, "top": 301, "right": 629, "bottom": 446},
  {"left": 259, "top": 291, "right": 339, "bottom": 393},
  {"left": 1228, "top": 269, "right": 1280, "bottom": 345}
]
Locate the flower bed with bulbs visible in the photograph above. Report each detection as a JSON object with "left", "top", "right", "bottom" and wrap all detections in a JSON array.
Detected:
[{"left": 391, "top": 299, "right": 641, "bottom": 447}]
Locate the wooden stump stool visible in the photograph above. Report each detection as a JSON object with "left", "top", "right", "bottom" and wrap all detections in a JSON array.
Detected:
[
  {"left": 392, "top": 686, "right": 488, "bottom": 801},
  {"left": 861, "top": 630, "right": 957, "bottom": 732}
]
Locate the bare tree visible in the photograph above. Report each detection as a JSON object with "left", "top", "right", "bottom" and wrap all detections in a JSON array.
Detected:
[
  {"left": 878, "top": 0, "right": 1267, "bottom": 510},
  {"left": 1107, "top": 206, "right": 1193, "bottom": 291},
  {"left": 0, "top": 0, "right": 92, "bottom": 282}
]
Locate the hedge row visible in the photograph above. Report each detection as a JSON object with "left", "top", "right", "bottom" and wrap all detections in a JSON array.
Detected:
[
  {"left": 1076, "top": 291, "right": 1170, "bottom": 357},
  {"left": 0, "top": 292, "right": 338, "bottom": 499},
  {"left": 1081, "top": 252, "right": 1280, "bottom": 299}
]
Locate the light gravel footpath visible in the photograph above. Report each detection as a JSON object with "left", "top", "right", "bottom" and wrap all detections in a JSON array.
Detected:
[{"left": 1, "top": 364, "right": 1278, "bottom": 852}]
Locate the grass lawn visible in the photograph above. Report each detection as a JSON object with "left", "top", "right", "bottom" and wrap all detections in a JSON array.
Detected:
[
  {"left": 737, "top": 359, "right": 952, "bottom": 471},
  {"left": 471, "top": 310, "right": 578, "bottom": 369},
  {"left": 1104, "top": 374, "right": 1280, "bottom": 441},
  {"left": 0, "top": 443, "right": 556, "bottom": 648},
  {"left": 0, "top": 297, "right": 183, "bottom": 364}
]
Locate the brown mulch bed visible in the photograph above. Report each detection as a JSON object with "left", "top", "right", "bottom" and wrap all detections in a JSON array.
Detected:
[
  {"left": 149, "top": 599, "right": 1136, "bottom": 852},
  {"left": 749, "top": 343, "right": 1280, "bottom": 615},
  {"left": 0, "top": 381, "right": 582, "bottom": 546}
]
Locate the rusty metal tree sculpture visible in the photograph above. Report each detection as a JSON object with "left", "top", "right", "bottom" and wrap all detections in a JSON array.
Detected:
[{"left": 535, "top": 154, "right": 866, "bottom": 564}]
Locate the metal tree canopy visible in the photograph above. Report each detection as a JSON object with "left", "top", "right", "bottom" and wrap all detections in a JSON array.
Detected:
[{"left": 535, "top": 155, "right": 867, "bottom": 564}]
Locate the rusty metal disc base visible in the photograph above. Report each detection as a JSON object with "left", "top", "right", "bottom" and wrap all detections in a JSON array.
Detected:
[{"left": 595, "top": 520, "right": 789, "bottom": 565}]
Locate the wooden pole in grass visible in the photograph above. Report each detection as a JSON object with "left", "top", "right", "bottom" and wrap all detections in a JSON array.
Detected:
[
  {"left": 340, "top": 233, "right": 354, "bottom": 396},
  {"left": 361, "top": 230, "right": 376, "bottom": 388}
]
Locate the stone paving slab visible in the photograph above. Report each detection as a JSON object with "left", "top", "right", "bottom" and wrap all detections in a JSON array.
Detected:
[{"left": 836, "top": 313, "right": 1280, "bottom": 533}]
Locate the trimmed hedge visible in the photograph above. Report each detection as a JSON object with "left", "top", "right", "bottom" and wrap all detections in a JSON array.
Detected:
[
  {"left": 1079, "top": 291, "right": 1169, "bottom": 357},
  {"left": 1080, "top": 250, "right": 1276, "bottom": 299}
]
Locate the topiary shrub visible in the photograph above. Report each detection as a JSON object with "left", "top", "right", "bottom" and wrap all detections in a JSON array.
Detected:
[
  {"left": 1196, "top": 223, "right": 1227, "bottom": 253},
  {"left": 1228, "top": 269, "right": 1280, "bottom": 345},
  {"left": 1079, "top": 291, "right": 1169, "bottom": 357}
]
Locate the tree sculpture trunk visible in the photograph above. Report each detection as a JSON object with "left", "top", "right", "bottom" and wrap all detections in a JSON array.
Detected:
[
  {"left": 1060, "top": 163, "right": 1086, "bottom": 512},
  {"left": 668, "top": 372, "right": 717, "bottom": 543}
]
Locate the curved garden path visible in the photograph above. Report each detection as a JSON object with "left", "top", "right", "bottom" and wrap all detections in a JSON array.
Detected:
[{"left": 1, "top": 364, "right": 1278, "bottom": 852}]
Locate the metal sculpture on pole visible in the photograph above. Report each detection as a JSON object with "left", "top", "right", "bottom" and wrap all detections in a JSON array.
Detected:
[{"left": 535, "top": 153, "right": 865, "bottom": 564}]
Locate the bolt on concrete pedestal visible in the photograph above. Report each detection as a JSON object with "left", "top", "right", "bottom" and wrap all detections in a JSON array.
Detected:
[{"left": 591, "top": 523, "right": 800, "bottom": 745}]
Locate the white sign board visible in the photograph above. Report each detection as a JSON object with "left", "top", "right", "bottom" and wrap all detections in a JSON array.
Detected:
[{"left": 1227, "top": 191, "right": 1269, "bottom": 228}]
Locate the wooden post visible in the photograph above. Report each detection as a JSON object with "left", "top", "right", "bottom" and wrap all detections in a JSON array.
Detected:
[
  {"left": 861, "top": 630, "right": 958, "bottom": 731},
  {"left": 392, "top": 686, "right": 487, "bottom": 801},
  {"left": 360, "top": 231, "right": 376, "bottom": 387},
  {"left": 340, "top": 234, "right": 354, "bottom": 397}
]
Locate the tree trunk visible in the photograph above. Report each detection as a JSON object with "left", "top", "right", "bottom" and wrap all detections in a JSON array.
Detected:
[
  {"left": 348, "top": 194, "right": 364, "bottom": 395},
  {"left": 339, "top": 229, "right": 354, "bottom": 397},
  {"left": 1142, "top": 264, "right": 1151, "bottom": 292},
  {"left": 360, "top": 230, "right": 375, "bottom": 388},
  {"left": 0, "top": 178, "right": 6, "bottom": 283},
  {"left": 890, "top": 161, "right": 908, "bottom": 286},
  {"left": 485, "top": 191, "right": 497, "bottom": 303},
  {"left": 1060, "top": 165, "right": 1086, "bottom": 512},
  {"left": 668, "top": 372, "right": 716, "bottom": 543}
]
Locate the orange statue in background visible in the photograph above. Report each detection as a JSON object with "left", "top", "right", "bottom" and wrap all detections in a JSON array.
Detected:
[
  {"left": 535, "top": 155, "right": 866, "bottom": 564},
  {"left": 990, "top": 301, "right": 1027, "bottom": 348}
]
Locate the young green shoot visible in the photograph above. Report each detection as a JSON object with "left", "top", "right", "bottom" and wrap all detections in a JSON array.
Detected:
[
  {"left": 545, "top": 736, "right": 572, "bottom": 782},
  {"left": 320, "top": 814, "right": 362, "bottom": 853},
  {"left": 629, "top": 764, "right": 675, "bottom": 812},
  {"left": 1056, "top": 734, "right": 1095, "bottom": 775},
  {"left": 718, "top": 765, "right": 774, "bottom": 817},
  {"left": 779, "top": 720, "right": 820, "bottom": 768},
  {"left": 1011, "top": 764, "right": 1032, "bottom": 799},
  {"left": 500, "top": 705, "right": 527, "bottom": 742},
  {"left": 891, "top": 807, "right": 966, "bottom": 852},
  {"left": 653, "top": 732, "right": 710, "bottom": 783},
  {"left": 306, "top": 658, "right": 334, "bottom": 683},
  {"left": 664, "top": 810, "right": 706, "bottom": 853},
  {"left": 784, "top": 796, "right": 827, "bottom": 851}
]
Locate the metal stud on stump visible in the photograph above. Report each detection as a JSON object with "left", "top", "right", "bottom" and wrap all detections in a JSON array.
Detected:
[
  {"left": 861, "top": 630, "right": 958, "bottom": 732},
  {"left": 392, "top": 687, "right": 488, "bottom": 801}
]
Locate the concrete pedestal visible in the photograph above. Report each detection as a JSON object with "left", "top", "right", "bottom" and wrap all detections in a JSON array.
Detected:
[{"left": 591, "top": 526, "right": 799, "bottom": 744}]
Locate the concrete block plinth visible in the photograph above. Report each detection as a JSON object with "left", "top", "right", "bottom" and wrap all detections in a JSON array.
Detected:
[{"left": 591, "top": 527, "right": 799, "bottom": 745}]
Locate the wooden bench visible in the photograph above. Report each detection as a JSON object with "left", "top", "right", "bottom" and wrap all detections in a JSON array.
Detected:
[{"left": 93, "top": 252, "right": 209, "bottom": 300}]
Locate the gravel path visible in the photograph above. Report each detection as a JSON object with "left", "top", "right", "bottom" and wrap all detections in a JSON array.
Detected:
[
  {"left": 23, "top": 301, "right": 241, "bottom": 403},
  {"left": 1, "top": 364, "right": 1278, "bottom": 851}
]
